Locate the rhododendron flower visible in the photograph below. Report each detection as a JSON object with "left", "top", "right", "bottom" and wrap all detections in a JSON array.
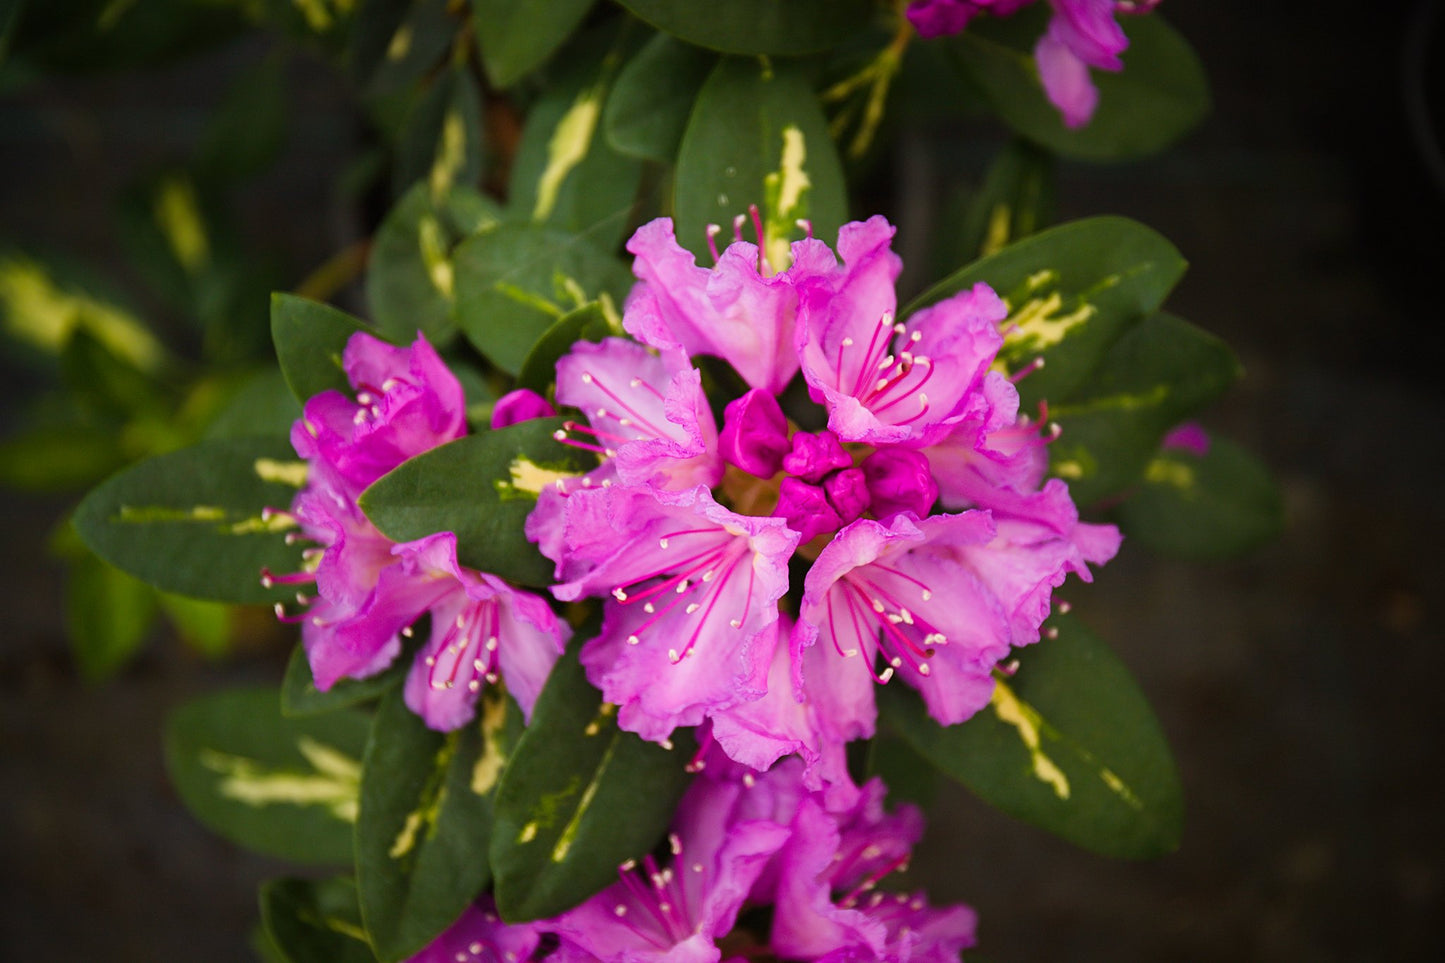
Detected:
[
  {"left": 533, "top": 213, "right": 1117, "bottom": 778},
  {"left": 405, "top": 898, "right": 543, "bottom": 963},
  {"left": 907, "top": 0, "right": 1161, "bottom": 127},
  {"left": 273, "top": 331, "right": 568, "bottom": 729},
  {"left": 539, "top": 759, "right": 974, "bottom": 963},
  {"left": 538, "top": 483, "right": 798, "bottom": 742}
]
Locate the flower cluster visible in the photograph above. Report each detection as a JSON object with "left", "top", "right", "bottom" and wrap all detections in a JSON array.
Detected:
[
  {"left": 273, "top": 332, "right": 569, "bottom": 730},
  {"left": 527, "top": 215, "right": 1119, "bottom": 803},
  {"left": 907, "top": 0, "right": 1161, "bottom": 127},
  {"left": 410, "top": 760, "right": 976, "bottom": 963},
  {"left": 267, "top": 213, "right": 1123, "bottom": 961}
]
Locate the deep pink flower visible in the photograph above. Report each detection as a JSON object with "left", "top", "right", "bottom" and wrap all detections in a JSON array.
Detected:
[
  {"left": 542, "top": 484, "right": 798, "bottom": 742},
  {"left": 397, "top": 534, "right": 568, "bottom": 730},
  {"left": 907, "top": 0, "right": 1156, "bottom": 127},
  {"left": 793, "top": 512, "right": 1012, "bottom": 729},
  {"left": 546, "top": 759, "right": 974, "bottom": 963},
  {"left": 491, "top": 387, "right": 556, "bottom": 429},
  {"left": 277, "top": 331, "right": 567, "bottom": 729},
  {"left": 624, "top": 219, "right": 803, "bottom": 397},
  {"left": 554, "top": 337, "right": 722, "bottom": 491},
  {"left": 405, "top": 898, "right": 543, "bottom": 963},
  {"left": 793, "top": 221, "right": 1008, "bottom": 448},
  {"left": 550, "top": 774, "right": 791, "bottom": 963},
  {"left": 1162, "top": 421, "right": 1210, "bottom": 456}
]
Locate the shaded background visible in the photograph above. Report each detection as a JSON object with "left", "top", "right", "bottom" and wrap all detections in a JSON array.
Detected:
[{"left": 2, "top": 1, "right": 1442, "bottom": 960}]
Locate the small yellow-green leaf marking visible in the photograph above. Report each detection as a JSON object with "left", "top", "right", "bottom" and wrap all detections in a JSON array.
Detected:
[
  {"left": 534, "top": 87, "right": 603, "bottom": 222},
  {"left": 430, "top": 107, "right": 469, "bottom": 198},
  {"left": 763, "top": 125, "right": 811, "bottom": 272},
  {"left": 199, "top": 736, "right": 362, "bottom": 822},
  {"left": 497, "top": 457, "right": 581, "bottom": 501},
  {"left": 551, "top": 736, "right": 618, "bottom": 863},
  {"left": 472, "top": 691, "right": 511, "bottom": 796},
  {"left": 254, "top": 458, "right": 309, "bottom": 488},
  {"left": 990, "top": 681, "right": 1070, "bottom": 801}
]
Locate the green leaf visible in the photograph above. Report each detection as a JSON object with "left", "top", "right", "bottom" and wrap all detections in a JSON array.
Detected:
[
  {"left": 283, "top": 642, "right": 409, "bottom": 718},
  {"left": 203, "top": 367, "right": 304, "bottom": 440},
  {"left": 905, "top": 216, "right": 1186, "bottom": 408},
  {"left": 604, "top": 33, "right": 714, "bottom": 162},
  {"left": 347, "top": 0, "right": 414, "bottom": 86},
  {"left": 60, "top": 326, "right": 174, "bottom": 419},
  {"left": 166, "top": 688, "right": 370, "bottom": 864},
  {"left": 472, "top": 0, "right": 596, "bottom": 88},
  {"left": 951, "top": 137, "right": 1056, "bottom": 265},
  {"left": 490, "top": 645, "right": 695, "bottom": 921},
  {"left": 1047, "top": 312, "right": 1240, "bottom": 504},
  {"left": 73, "top": 437, "right": 309, "bottom": 604},
  {"left": 615, "top": 0, "right": 872, "bottom": 56},
  {"left": 948, "top": 11, "right": 1210, "bottom": 161},
  {"left": 0, "top": 0, "right": 24, "bottom": 64},
  {"left": 366, "top": 182, "right": 503, "bottom": 348},
  {"left": 358, "top": 0, "right": 455, "bottom": 97},
  {"left": 357, "top": 687, "right": 519, "bottom": 960},
  {"left": 507, "top": 28, "right": 645, "bottom": 251},
  {"left": 392, "top": 67, "right": 485, "bottom": 200},
  {"left": 260, "top": 876, "right": 377, "bottom": 963},
  {"left": 515, "top": 301, "right": 615, "bottom": 396},
  {"left": 674, "top": 57, "right": 847, "bottom": 269},
  {"left": 272, "top": 293, "right": 379, "bottom": 405},
  {"left": 1118, "top": 436, "right": 1284, "bottom": 560},
  {"left": 0, "top": 422, "right": 128, "bottom": 492},
  {"left": 65, "top": 549, "right": 158, "bottom": 682},
  {"left": 157, "top": 591, "right": 234, "bottom": 659},
  {"left": 196, "top": 49, "right": 288, "bottom": 182},
  {"left": 452, "top": 223, "right": 633, "bottom": 374},
  {"left": 360, "top": 419, "right": 594, "bottom": 587},
  {"left": 878, "top": 614, "right": 1182, "bottom": 859}
]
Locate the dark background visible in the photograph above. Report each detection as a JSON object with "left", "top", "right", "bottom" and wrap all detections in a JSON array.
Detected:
[{"left": 2, "top": 2, "right": 1442, "bottom": 960}]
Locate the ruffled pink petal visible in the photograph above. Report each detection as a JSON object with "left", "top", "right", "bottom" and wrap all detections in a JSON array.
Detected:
[
  {"left": 938, "top": 479, "right": 1122, "bottom": 646},
  {"left": 1036, "top": 20, "right": 1102, "bottom": 128},
  {"left": 551, "top": 485, "right": 798, "bottom": 742},
  {"left": 556, "top": 337, "right": 721, "bottom": 490},
  {"left": 387, "top": 533, "right": 568, "bottom": 730},
  {"left": 625, "top": 218, "right": 801, "bottom": 396},
  {"left": 1048, "top": 0, "right": 1128, "bottom": 70}
]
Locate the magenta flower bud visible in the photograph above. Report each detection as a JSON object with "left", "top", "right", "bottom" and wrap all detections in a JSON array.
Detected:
[
  {"left": 862, "top": 448, "right": 939, "bottom": 520},
  {"left": 782, "top": 429, "right": 852, "bottom": 482},
  {"left": 1161, "top": 421, "right": 1211, "bottom": 457},
  {"left": 824, "top": 467, "right": 871, "bottom": 524},
  {"left": 719, "top": 388, "right": 790, "bottom": 477},
  {"left": 775, "top": 477, "right": 843, "bottom": 543},
  {"left": 490, "top": 388, "right": 555, "bottom": 429}
]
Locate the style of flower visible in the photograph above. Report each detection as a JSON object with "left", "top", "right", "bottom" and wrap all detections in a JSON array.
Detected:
[
  {"left": 906, "top": 0, "right": 1162, "bottom": 127},
  {"left": 532, "top": 214, "right": 1118, "bottom": 784},
  {"left": 272, "top": 331, "right": 568, "bottom": 730}
]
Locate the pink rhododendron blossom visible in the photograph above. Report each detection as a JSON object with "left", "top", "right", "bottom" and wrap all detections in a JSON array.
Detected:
[
  {"left": 907, "top": 0, "right": 1160, "bottom": 127},
  {"left": 554, "top": 337, "right": 722, "bottom": 491},
  {"left": 625, "top": 218, "right": 803, "bottom": 396},
  {"left": 491, "top": 387, "right": 556, "bottom": 429},
  {"left": 531, "top": 214, "right": 1117, "bottom": 776},
  {"left": 543, "top": 483, "right": 798, "bottom": 742},
  {"left": 405, "top": 898, "right": 543, "bottom": 963},
  {"left": 273, "top": 331, "right": 567, "bottom": 729},
  {"left": 538, "top": 760, "right": 974, "bottom": 963},
  {"left": 1162, "top": 420, "right": 1211, "bottom": 456}
]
